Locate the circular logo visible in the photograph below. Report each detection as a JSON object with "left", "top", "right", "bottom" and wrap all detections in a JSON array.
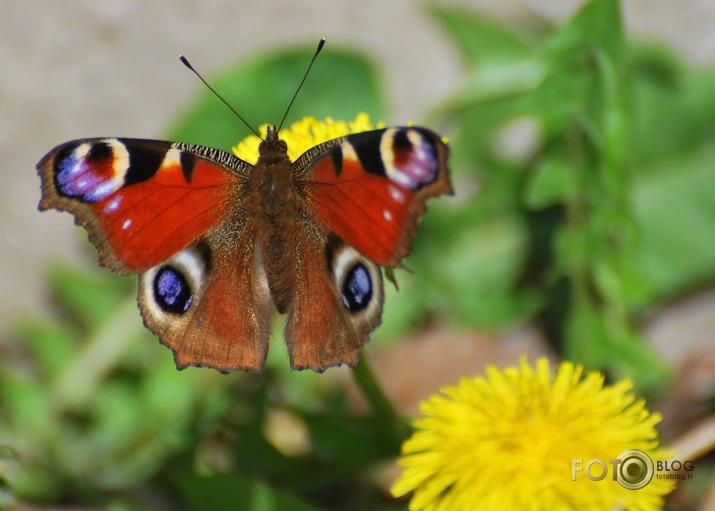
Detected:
[{"left": 616, "top": 449, "right": 654, "bottom": 490}]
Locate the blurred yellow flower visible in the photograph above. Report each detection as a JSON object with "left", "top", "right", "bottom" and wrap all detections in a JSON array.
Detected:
[
  {"left": 392, "top": 357, "right": 675, "bottom": 511},
  {"left": 232, "top": 113, "right": 383, "bottom": 164}
]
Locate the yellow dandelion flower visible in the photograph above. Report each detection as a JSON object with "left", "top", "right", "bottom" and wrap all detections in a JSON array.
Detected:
[
  {"left": 392, "top": 358, "right": 675, "bottom": 511},
  {"left": 232, "top": 113, "right": 383, "bottom": 164}
]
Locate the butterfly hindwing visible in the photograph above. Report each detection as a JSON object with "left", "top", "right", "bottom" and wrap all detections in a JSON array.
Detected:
[
  {"left": 285, "top": 224, "right": 384, "bottom": 371},
  {"left": 37, "top": 138, "right": 250, "bottom": 274},
  {"left": 294, "top": 127, "right": 452, "bottom": 268},
  {"left": 138, "top": 226, "right": 271, "bottom": 373}
]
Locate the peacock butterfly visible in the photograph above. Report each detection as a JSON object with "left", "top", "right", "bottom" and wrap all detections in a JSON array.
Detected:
[{"left": 36, "top": 47, "right": 452, "bottom": 373}]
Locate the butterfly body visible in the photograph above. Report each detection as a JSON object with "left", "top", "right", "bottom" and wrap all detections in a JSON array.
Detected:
[{"left": 38, "top": 122, "right": 451, "bottom": 373}]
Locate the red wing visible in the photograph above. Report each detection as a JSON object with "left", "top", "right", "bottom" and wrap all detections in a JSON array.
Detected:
[
  {"left": 294, "top": 128, "right": 452, "bottom": 267},
  {"left": 37, "top": 138, "right": 251, "bottom": 274}
]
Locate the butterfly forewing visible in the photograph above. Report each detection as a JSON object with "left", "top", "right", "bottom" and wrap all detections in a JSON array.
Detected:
[
  {"left": 294, "top": 127, "right": 452, "bottom": 267},
  {"left": 37, "top": 138, "right": 251, "bottom": 274}
]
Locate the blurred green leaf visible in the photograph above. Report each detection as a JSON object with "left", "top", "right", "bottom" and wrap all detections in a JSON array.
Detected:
[
  {"left": 634, "top": 143, "right": 715, "bottom": 297},
  {"left": 524, "top": 157, "right": 578, "bottom": 208},
  {"left": 177, "top": 473, "right": 323, "bottom": 511},
  {"left": 631, "top": 55, "right": 715, "bottom": 168},
  {"left": 14, "top": 320, "right": 80, "bottom": 380},
  {"left": 46, "top": 264, "right": 132, "bottom": 330},
  {"left": 430, "top": 4, "right": 539, "bottom": 67}
]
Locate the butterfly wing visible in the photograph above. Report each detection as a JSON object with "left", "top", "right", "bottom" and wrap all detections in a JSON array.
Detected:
[
  {"left": 37, "top": 138, "right": 248, "bottom": 274},
  {"left": 293, "top": 127, "right": 452, "bottom": 267},
  {"left": 286, "top": 225, "right": 384, "bottom": 371},
  {"left": 38, "top": 138, "right": 271, "bottom": 371},
  {"left": 284, "top": 127, "right": 451, "bottom": 370},
  {"left": 137, "top": 226, "right": 271, "bottom": 372}
]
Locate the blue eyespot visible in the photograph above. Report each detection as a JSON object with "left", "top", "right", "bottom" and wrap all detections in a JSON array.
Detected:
[
  {"left": 341, "top": 264, "right": 372, "bottom": 312},
  {"left": 154, "top": 266, "right": 193, "bottom": 314},
  {"left": 55, "top": 142, "right": 118, "bottom": 201}
]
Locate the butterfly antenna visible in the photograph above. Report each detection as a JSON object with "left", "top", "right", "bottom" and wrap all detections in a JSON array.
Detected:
[
  {"left": 179, "top": 54, "right": 262, "bottom": 139},
  {"left": 277, "top": 37, "right": 326, "bottom": 132}
]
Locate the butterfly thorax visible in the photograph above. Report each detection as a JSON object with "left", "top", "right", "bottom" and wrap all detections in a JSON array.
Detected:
[{"left": 252, "top": 130, "right": 294, "bottom": 218}]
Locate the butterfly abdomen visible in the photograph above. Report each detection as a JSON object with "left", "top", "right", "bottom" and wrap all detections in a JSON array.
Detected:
[{"left": 263, "top": 228, "right": 296, "bottom": 314}]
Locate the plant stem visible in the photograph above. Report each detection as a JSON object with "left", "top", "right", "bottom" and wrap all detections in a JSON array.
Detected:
[{"left": 352, "top": 354, "right": 411, "bottom": 443}]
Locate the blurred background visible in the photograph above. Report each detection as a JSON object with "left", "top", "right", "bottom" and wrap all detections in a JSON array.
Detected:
[{"left": 2, "top": 0, "right": 715, "bottom": 509}]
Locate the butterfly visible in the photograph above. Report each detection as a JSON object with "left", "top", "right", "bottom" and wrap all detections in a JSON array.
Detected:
[
  {"left": 37, "top": 119, "right": 451, "bottom": 373},
  {"left": 37, "top": 47, "right": 451, "bottom": 374}
]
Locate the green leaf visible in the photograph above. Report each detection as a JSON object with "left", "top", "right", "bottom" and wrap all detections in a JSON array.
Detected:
[
  {"left": 13, "top": 320, "right": 81, "bottom": 380},
  {"left": 437, "top": 214, "right": 542, "bottom": 328},
  {"left": 177, "top": 473, "right": 322, "bottom": 511},
  {"left": 564, "top": 296, "right": 668, "bottom": 388},
  {"left": 526, "top": 0, "right": 626, "bottom": 130},
  {"left": 429, "top": 4, "right": 538, "bottom": 68},
  {"left": 545, "top": 0, "right": 623, "bottom": 65},
  {"left": 524, "top": 157, "right": 578, "bottom": 208},
  {"left": 631, "top": 60, "right": 715, "bottom": 168},
  {"left": 46, "top": 264, "right": 132, "bottom": 330},
  {"left": 634, "top": 143, "right": 715, "bottom": 298}
]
